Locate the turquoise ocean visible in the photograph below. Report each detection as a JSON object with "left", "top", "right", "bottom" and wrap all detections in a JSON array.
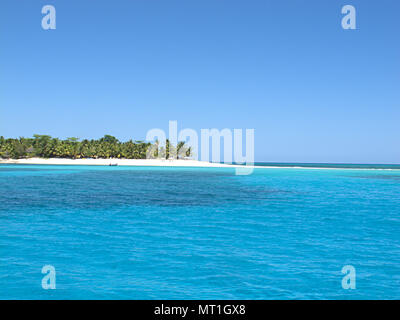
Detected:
[{"left": 0, "top": 164, "right": 399, "bottom": 299}]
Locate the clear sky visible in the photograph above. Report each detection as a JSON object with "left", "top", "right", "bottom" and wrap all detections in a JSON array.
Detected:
[{"left": 1, "top": 0, "right": 399, "bottom": 163}]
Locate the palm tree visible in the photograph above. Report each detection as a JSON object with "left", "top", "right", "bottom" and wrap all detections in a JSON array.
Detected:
[
  {"left": 176, "top": 141, "right": 185, "bottom": 159},
  {"left": 0, "top": 134, "right": 190, "bottom": 160},
  {"left": 186, "top": 146, "right": 192, "bottom": 158}
]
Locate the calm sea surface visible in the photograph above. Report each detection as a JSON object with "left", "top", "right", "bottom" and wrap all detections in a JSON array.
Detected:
[{"left": 1, "top": 164, "right": 399, "bottom": 299}]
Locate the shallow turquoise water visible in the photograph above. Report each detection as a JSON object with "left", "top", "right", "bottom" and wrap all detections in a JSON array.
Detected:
[{"left": 0, "top": 164, "right": 399, "bottom": 299}]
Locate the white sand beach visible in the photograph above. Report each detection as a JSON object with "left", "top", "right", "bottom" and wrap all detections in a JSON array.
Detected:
[
  {"left": 1, "top": 158, "right": 397, "bottom": 171},
  {"left": 0, "top": 157, "right": 244, "bottom": 168}
]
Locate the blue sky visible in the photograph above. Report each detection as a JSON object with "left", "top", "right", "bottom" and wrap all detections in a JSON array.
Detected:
[{"left": 1, "top": 0, "right": 399, "bottom": 163}]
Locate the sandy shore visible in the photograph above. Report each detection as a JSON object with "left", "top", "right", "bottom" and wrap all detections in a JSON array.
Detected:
[
  {"left": 0, "top": 157, "right": 244, "bottom": 168},
  {"left": 2, "top": 158, "right": 395, "bottom": 171}
]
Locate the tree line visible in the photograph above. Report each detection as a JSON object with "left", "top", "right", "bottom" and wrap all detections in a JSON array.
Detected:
[{"left": 0, "top": 134, "right": 192, "bottom": 160}]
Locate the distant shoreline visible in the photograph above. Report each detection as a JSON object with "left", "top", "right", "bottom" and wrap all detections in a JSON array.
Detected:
[
  {"left": 1, "top": 158, "right": 400, "bottom": 171},
  {"left": 0, "top": 158, "right": 238, "bottom": 168},
  {"left": 0, "top": 158, "right": 243, "bottom": 168}
]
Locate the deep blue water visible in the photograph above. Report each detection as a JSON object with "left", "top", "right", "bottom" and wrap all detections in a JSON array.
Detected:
[{"left": 1, "top": 164, "right": 399, "bottom": 299}]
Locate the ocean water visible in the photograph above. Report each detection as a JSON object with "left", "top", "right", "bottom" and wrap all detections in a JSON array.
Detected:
[{"left": 0, "top": 164, "right": 399, "bottom": 299}]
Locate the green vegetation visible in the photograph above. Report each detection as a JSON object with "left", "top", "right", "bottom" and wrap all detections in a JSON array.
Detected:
[{"left": 0, "top": 135, "right": 192, "bottom": 160}]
